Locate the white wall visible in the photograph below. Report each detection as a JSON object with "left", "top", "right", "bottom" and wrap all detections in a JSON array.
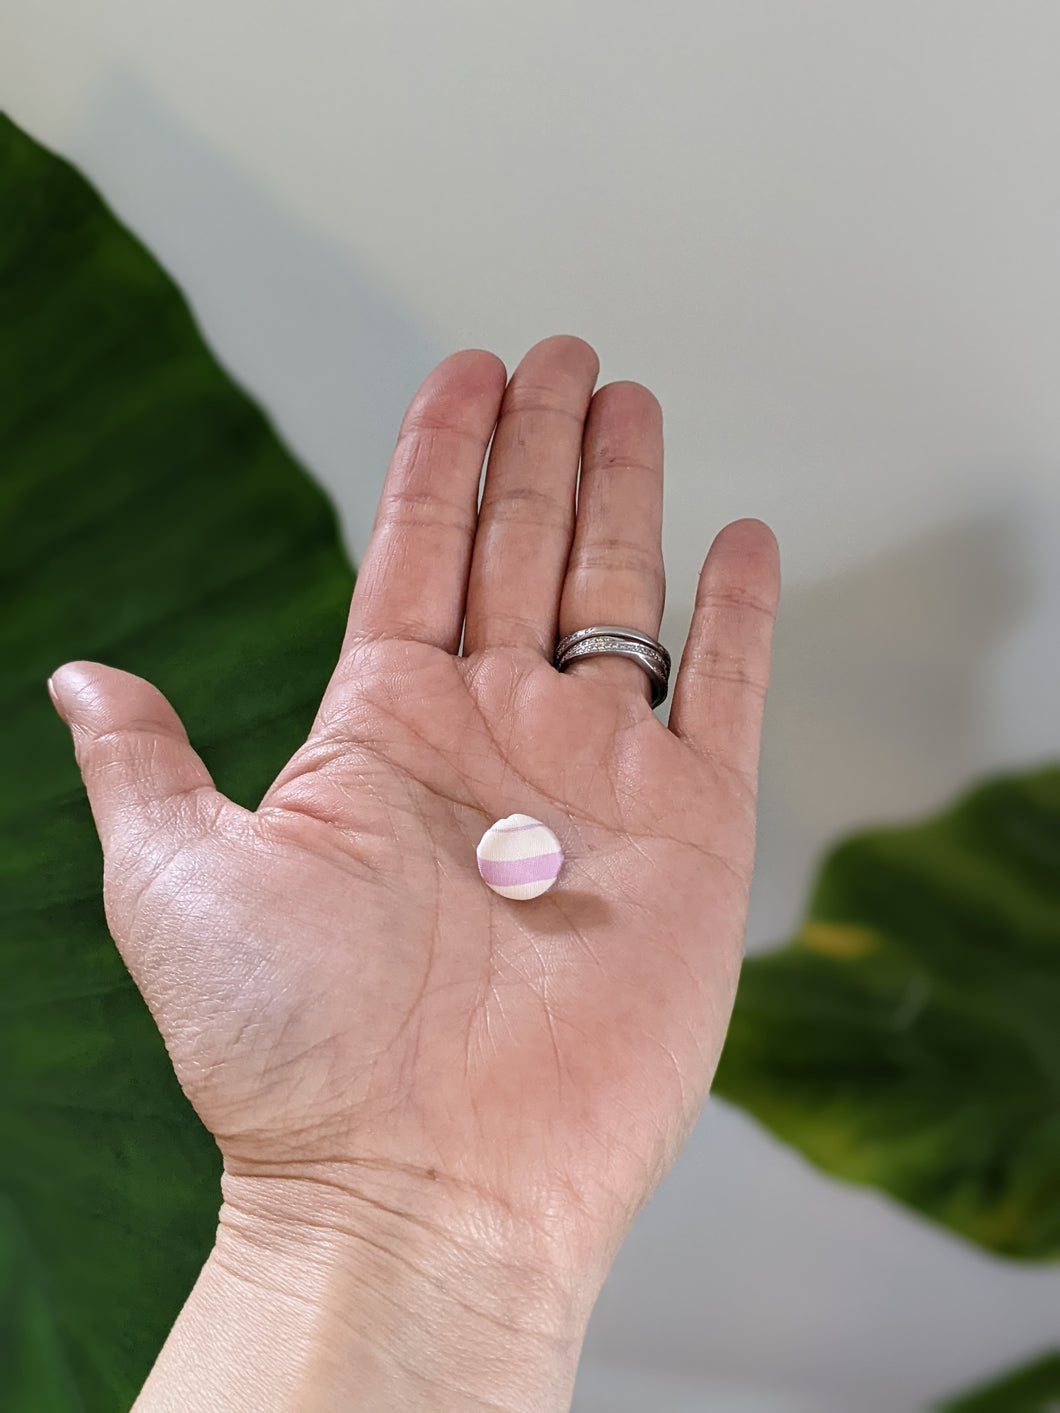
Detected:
[{"left": 6, "top": 4, "right": 1060, "bottom": 1407}]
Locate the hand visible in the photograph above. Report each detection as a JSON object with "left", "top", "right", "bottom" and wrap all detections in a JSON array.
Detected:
[{"left": 49, "top": 335, "right": 780, "bottom": 1411}]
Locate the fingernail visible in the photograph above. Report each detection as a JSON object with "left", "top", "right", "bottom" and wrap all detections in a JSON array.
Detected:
[{"left": 46, "top": 675, "right": 69, "bottom": 724}]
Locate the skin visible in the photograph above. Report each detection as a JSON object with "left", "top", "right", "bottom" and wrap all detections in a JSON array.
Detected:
[{"left": 48, "top": 335, "right": 780, "bottom": 1412}]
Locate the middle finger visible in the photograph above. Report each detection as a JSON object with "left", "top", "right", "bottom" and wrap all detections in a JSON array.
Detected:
[{"left": 462, "top": 335, "right": 600, "bottom": 658}]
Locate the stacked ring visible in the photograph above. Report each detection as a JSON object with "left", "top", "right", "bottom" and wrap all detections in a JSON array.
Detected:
[{"left": 553, "top": 625, "right": 671, "bottom": 710}]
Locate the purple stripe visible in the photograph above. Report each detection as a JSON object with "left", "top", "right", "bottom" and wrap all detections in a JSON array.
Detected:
[
  {"left": 493, "top": 821, "right": 542, "bottom": 833},
  {"left": 478, "top": 852, "right": 563, "bottom": 886}
]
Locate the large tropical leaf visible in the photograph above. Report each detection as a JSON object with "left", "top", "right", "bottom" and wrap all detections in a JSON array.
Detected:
[
  {"left": 937, "top": 1349, "right": 1060, "bottom": 1411},
  {"left": 1, "top": 112, "right": 355, "bottom": 1410},
  {"left": 715, "top": 765, "right": 1060, "bottom": 1259}
]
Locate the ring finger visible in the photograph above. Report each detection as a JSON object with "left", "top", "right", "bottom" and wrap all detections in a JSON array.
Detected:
[{"left": 556, "top": 381, "right": 666, "bottom": 707}]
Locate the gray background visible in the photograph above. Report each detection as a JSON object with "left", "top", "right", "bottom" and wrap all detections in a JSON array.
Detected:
[{"left": 5, "top": 3, "right": 1060, "bottom": 1408}]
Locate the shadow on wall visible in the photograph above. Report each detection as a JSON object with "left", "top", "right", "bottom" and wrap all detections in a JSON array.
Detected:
[
  {"left": 597, "top": 527, "right": 1058, "bottom": 1408},
  {"left": 714, "top": 508, "right": 1034, "bottom": 953},
  {"left": 573, "top": 1354, "right": 839, "bottom": 1413},
  {"left": 71, "top": 65, "right": 445, "bottom": 567}
]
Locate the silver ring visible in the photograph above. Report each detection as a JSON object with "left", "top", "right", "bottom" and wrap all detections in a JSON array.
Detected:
[{"left": 554, "top": 625, "right": 671, "bottom": 709}]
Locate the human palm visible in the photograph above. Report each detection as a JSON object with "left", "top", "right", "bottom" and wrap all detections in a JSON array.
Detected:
[{"left": 50, "top": 336, "right": 779, "bottom": 1287}]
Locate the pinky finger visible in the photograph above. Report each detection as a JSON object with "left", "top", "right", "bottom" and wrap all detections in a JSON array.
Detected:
[{"left": 666, "top": 518, "right": 781, "bottom": 793}]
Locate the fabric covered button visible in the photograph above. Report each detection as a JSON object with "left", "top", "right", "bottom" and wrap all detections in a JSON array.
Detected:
[{"left": 476, "top": 814, "right": 564, "bottom": 900}]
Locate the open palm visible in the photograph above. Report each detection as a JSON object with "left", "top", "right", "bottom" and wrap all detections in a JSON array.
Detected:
[{"left": 50, "top": 336, "right": 779, "bottom": 1290}]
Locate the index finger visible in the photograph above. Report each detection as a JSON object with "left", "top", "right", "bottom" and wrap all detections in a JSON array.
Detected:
[{"left": 332, "top": 348, "right": 507, "bottom": 671}]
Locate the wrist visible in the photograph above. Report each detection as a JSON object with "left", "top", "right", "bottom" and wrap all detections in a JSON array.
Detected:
[{"left": 137, "top": 1161, "right": 598, "bottom": 1412}]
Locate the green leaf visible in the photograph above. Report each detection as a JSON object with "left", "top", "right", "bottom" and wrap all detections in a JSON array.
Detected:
[
  {"left": 937, "top": 1349, "right": 1060, "bottom": 1411},
  {"left": 0, "top": 1197, "right": 83, "bottom": 1412},
  {"left": 0, "top": 111, "right": 355, "bottom": 1410},
  {"left": 715, "top": 765, "right": 1060, "bottom": 1259}
]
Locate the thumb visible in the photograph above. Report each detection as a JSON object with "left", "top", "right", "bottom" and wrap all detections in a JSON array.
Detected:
[{"left": 47, "top": 661, "right": 220, "bottom": 869}]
